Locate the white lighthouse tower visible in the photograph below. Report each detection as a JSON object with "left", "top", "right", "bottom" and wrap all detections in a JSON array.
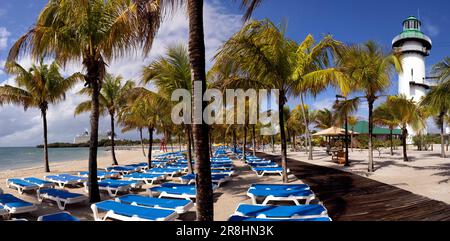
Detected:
[{"left": 392, "top": 16, "right": 432, "bottom": 140}]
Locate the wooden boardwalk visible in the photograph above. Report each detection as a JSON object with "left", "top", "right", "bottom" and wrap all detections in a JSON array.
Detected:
[{"left": 258, "top": 153, "right": 450, "bottom": 221}]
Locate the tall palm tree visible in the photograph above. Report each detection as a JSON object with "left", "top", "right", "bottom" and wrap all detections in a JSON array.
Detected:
[
  {"left": 8, "top": 0, "right": 162, "bottom": 202},
  {"left": 374, "top": 103, "right": 400, "bottom": 156},
  {"left": 386, "top": 95, "right": 425, "bottom": 161},
  {"left": 142, "top": 44, "right": 195, "bottom": 173},
  {"left": 215, "top": 20, "right": 297, "bottom": 183},
  {"left": 347, "top": 116, "right": 358, "bottom": 152},
  {"left": 137, "top": 0, "right": 264, "bottom": 221},
  {"left": 329, "top": 41, "right": 402, "bottom": 172},
  {"left": 1, "top": 60, "right": 81, "bottom": 172},
  {"left": 292, "top": 35, "right": 345, "bottom": 161},
  {"left": 75, "top": 74, "right": 135, "bottom": 165},
  {"left": 314, "top": 108, "right": 335, "bottom": 129},
  {"left": 420, "top": 57, "right": 450, "bottom": 158}
]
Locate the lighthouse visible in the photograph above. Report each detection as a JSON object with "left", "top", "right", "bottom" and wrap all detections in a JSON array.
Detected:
[{"left": 392, "top": 16, "right": 432, "bottom": 140}]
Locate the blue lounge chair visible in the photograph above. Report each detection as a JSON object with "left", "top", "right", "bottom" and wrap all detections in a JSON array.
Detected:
[
  {"left": 37, "top": 189, "right": 88, "bottom": 210},
  {"left": 37, "top": 212, "right": 80, "bottom": 221},
  {"left": 211, "top": 170, "right": 235, "bottom": 176},
  {"left": 234, "top": 204, "right": 328, "bottom": 219},
  {"left": 91, "top": 200, "right": 178, "bottom": 221},
  {"left": 145, "top": 168, "right": 181, "bottom": 178},
  {"left": 95, "top": 181, "right": 131, "bottom": 197},
  {"left": 6, "top": 179, "right": 39, "bottom": 194},
  {"left": 0, "top": 193, "right": 38, "bottom": 214},
  {"left": 105, "top": 166, "right": 138, "bottom": 174},
  {"left": 180, "top": 174, "right": 230, "bottom": 187},
  {"left": 247, "top": 184, "right": 315, "bottom": 205},
  {"left": 115, "top": 194, "right": 194, "bottom": 214},
  {"left": 45, "top": 174, "right": 87, "bottom": 188},
  {"left": 148, "top": 183, "right": 197, "bottom": 200},
  {"left": 122, "top": 173, "right": 164, "bottom": 185},
  {"left": 23, "top": 177, "right": 55, "bottom": 188},
  {"left": 228, "top": 215, "right": 332, "bottom": 221},
  {"left": 0, "top": 204, "right": 8, "bottom": 217},
  {"left": 252, "top": 167, "right": 287, "bottom": 177},
  {"left": 78, "top": 171, "right": 120, "bottom": 180},
  {"left": 248, "top": 163, "right": 279, "bottom": 168},
  {"left": 100, "top": 179, "right": 144, "bottom": 189}
]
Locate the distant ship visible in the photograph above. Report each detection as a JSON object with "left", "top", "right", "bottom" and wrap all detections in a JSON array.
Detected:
[{"left": 73, "top": 129, "right": 110, "bottom": 144}]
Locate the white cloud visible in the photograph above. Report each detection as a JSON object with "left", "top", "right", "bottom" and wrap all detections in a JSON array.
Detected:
[
  {"left": 0, "top": 0, "right": 242, "bottom": 146},
  {"left": 0, "top": 27, "right": 10, "bottom": 50}
]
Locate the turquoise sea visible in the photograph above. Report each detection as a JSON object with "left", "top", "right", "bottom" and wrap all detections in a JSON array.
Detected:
[{"left": 0, "top": 147, "right": 109, "bottom": 171}]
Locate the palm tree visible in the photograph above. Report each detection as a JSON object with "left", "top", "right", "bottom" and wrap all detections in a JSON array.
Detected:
[
  {"left": 138, "top": 0, "right": 263, "bottom": 221},
  {"left": 420, "top": 57, "right": 450, "bottom": 158},
  {"left": 386, "top": 95, "right": 425, "bottom": 161},
  {"left": 1, "top": 60, "right": 81, "bottom": 172},
  {"left": 292, "top": 35, "right": 345, "bottom": 161},
  {"left": 75, "top": 74, "right": 135, "bottom": 165},
  {"left": 119, "top": 90, "right": 165, "bottom": 167},
  {"left": 329, "top": 41, "right": 402, "bottom": 172},
  {"left": 8, "top": 0, "right": 162, "bottom": 202},
  {"left": 374, "top": 103, "right": 400, "bottom": 156},
  {"left": 142, "top": 44, "right": 195, "bottom": 173}
]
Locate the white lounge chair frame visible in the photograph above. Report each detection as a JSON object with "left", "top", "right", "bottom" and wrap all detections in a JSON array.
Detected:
[
  {"left": 90, "top": 203, "right": 179, "bottom": 221},
  {"left": 37, "top": 189, "right": 88, "bottom": 210}
]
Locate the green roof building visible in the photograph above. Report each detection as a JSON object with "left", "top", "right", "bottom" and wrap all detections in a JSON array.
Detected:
[{"left": 346, "top": 121, "right": 402, "bottom": 135}]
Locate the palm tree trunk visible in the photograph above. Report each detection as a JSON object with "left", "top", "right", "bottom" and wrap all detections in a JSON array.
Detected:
[
  {"left": 252, "top": 125, "right": 256, "bottom": 156},
  {"left": 271, "top": 135, "right": 275, "bottom": 153},
  {"left": 300, "top": 94, "right": 313, "bottom": 160},
  {"left": 41, "top": 108, "right": 50, "bottom": 173},
  {"left": 187, "top": 0, "right": 213, "bottom": 221},
  {"left": 390, "top": 128, "right": 394, "bottom": 156},
  {"left": 350, "top": 130, "right": 354, "bottom": 152},
  {"left": 139, "top": 128, "right": 146, "bottom": 157},
  {"left": 208, "top": 129, "right": 213, "bottom": 157},
  {"left": 86, "top": 63, "right": 101, "bottom": 203},
  {"left": 148, "top": 127, "right": 154, "bottom": 167},
  {"left": 110, "top": 113, "right": 118, "bottom": 166},
  {"left": 439, "top": 114, "right": 446, "bottom": 158},
  {"left": 402, "top": 126, "right": 408, "bottom": 162},
  {"left": 292, "top": 131, "right": 296, "bottom": 150},
  {"left": 278, "top": 93, "right": 288, "bottom": 183},
  {"left": 368, "top": 99, "right": 374, "bottom": 172},
  {"left": 243, "top": 126, "right": 248, "bottom": 160},
  {"left": 179, "top": 133, "right": 182, "bottom": 152},
  {"left": 233, "top": 129, "right": 237, "bottom": 154},
  {"left": 186, "top": 126, "right": 194, "bottom": 174},
  {"left": 170, "top": 134, "right": 174, "bottom": 152}
]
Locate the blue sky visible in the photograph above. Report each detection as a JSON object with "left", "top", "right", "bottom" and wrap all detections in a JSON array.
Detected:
[{"left": 0, "top": 0, "right": 449, "bottom": 146}]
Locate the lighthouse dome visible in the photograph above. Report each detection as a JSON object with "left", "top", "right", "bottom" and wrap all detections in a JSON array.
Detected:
[{"left": 392, "top": 16, "right": 432, "bottom": 54}]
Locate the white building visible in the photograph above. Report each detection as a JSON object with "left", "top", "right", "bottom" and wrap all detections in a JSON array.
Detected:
[{"left": 392, "top": 16, "right": 432, "bottom": 142}]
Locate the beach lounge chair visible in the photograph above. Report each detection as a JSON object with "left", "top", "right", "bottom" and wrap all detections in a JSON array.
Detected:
[
  {"left": 126, "top": 163, "right": 149, "bottom": 171},
  {"left": 37, "top": 188, "right": 88, "bottom": 210},
  {"left": 211, "top": 170, "right": 235, "bottom": 176},
  {"left": 115, "top": 194, "right": 194, "bottom": 214},
  {"left": 228, "top": 215, "right": 332, "bottom": 221},
  {"left": 23, "top": 177, "right": 55, "bottom": 188},
  {"left": 45, "top": 174, "right": 87, "bottom": 188},
  {"left": 233, "top": 204, "right": 328, "bottom": 219},
  {"left": 37, "top": 212, "right": 80, "bottom": 221},
  {"left": 248, "top": 162, "right": 279, "bottom": 168},
  {"left": 78, "top": 171, "right": 120, "bottom": 180},
  {"left": 180, "top": 174, "right": 230, "bottom": 187},
  {"left": 100, "top": 179, "right": 144, "bottom": 189},
  {"left": 148, "top": 183, "right": 197, "bottom": 200},
  {"left": 122, "top": 173, "right": 164, "bottom": 185},
  {"left": 145, "top": 168, "right": 181, "bottom": 178},
  {"left": 6, "top": 178, "right": 39, "bottom": 194},
  {"left": 252, "top": 167, "right": 287, "bottom": 177},
  {"left": 105, "top": 166, "right": 138, "bottom": 174},
  {"left": 0, "top": 204, "right": 8, "bottom": 217},
  {"left": 91, "top": 200, "right": 178, "bottom": 221},
  {"left": 0, "top": 193, "right": 38, "bottom": 214},
  {"left": 247, "top": 184, "right": 315, "bottom": 205},
  {"left": 95, "top": 181, "right": 132, "bottom": 197}
]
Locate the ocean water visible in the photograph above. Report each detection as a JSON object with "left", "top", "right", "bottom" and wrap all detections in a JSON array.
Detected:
[{"left": 0, "top": 147, "right": 109, "bottom": 171}]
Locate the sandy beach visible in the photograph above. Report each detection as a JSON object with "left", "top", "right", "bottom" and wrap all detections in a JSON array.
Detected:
[{"left": 0, "top": 148, "right": 304, "bottom": 221}]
